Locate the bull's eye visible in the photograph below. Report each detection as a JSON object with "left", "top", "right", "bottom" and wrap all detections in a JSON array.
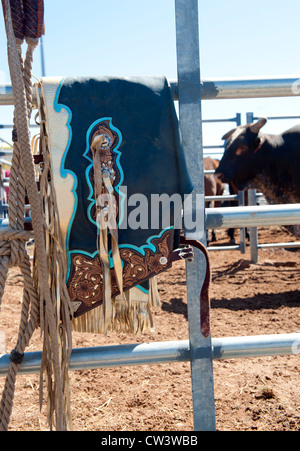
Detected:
[{"left": 235, "top": 145, "right": 248, "bottom": 156}]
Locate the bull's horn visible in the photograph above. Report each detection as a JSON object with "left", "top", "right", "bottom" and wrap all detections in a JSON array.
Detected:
[
  {"left": 222, "top": 128, "right": 236, "bottom": 140},
  {"left": 250, "top": 117, "right": 267, "bottom": 134}
]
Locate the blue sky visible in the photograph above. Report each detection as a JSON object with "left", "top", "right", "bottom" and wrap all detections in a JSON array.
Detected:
[{"left": 0, "top": 0, "right": 300, "bottom": 153}]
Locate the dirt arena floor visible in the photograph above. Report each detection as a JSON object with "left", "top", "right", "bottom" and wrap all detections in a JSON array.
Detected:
[{"left": 0, "top": 225, "right": 299, "bottom": 431}]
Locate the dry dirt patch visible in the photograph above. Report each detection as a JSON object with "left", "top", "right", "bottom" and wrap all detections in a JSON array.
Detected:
[{"left": 0, "top": 226, "right": 299, "bottom": 431}]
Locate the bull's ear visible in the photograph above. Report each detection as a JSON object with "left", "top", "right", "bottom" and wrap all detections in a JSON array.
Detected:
[
  {"left": 250, "top": 117, "right": 267, "bottom": 134},
  {"left": 222, "top": 128, "right": 236, "bottom": 140}
]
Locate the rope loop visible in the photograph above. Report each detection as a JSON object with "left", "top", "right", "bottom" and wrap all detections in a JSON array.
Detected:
[
  {"left": 0, "top": 229, "right": 32, "bottom": 267},
  {"left": 0, "top": 228, "right": 33, "bottom": 243}
]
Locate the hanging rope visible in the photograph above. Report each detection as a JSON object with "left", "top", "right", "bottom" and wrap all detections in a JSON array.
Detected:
[{"left": 0, "top": 0, "right": 72, "bottom": 431}]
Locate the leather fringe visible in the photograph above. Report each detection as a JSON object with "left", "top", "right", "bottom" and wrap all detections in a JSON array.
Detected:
[{"left": 71, "top": 279, "right": 160, "bottom": 335}]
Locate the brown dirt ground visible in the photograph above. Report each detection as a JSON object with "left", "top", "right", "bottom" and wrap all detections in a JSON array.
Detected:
[{"left": 0, "top": 225, "right": 300, "bottom": 431}]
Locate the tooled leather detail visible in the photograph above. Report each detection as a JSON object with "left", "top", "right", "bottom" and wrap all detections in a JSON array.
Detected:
[
  {"left": 68, "top": 229, "right": 173, "bottom": 315},
  {"left": 68, "top": 254, "right": 103, "bottom": 307},
  {"left": 120, "top": 232, "right": 171, "bottom": 286}
]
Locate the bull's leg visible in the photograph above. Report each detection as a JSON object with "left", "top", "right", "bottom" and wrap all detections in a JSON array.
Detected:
[
  {"left": 246, "top": 228, "right": 250, "bottom": 241},
  {"left": 206, "top": 229, "right": 210, "bottom": 245},
  {"left": 206, "top": 229, "right": 217, "bottom": 244},
  {"left": 227, "top": 227, "right": 236, "bottom": 245}
]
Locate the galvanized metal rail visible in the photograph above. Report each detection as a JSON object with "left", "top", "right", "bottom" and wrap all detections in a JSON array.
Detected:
[
  {"left": 0, "top": 77, "right": 299, "bottom": 105},
  {"left": 205, "top": 203, "right": 300, "bottom": 229},
  {"left": 1, "top": 333, "right": 299, "bottom": 376},
  {"left": 1, "top": 203, "right": 300, "bottom": 237}
]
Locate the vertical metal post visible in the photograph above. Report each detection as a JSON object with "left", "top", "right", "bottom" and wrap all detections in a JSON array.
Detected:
[
  {"left": 248, "top": 189, "right": 259, "bottom": 263},
  {"left": 175, "top": 0, "right": 216, "bottom": 431},
  {"left": 233, "top": 113, "right": 247, "bottom": 254},
  {"left": 40, "top": 36, "right": 46, "bottom": 77},
  {"left": 237, "top": 190, "right": 246, "bottom": 254},
  {"left": 246, "top": 113, "right": 259, "bottom": 263},
  {"left": 235, "top": 113, "right": 242, "bottom": 127}
]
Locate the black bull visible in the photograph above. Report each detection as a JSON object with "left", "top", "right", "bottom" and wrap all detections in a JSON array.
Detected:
[{"left": 215, "top": 118, "right": 300, "bottom": 206}]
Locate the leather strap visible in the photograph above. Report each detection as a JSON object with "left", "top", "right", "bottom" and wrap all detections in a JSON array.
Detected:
[
  {"left": 92, "top": 134, "right": 123, "bottom": 332},
  {"left": 102, "top": 174, "right": 123, "bottom": 293},
  {"left": 180, "top": 236, "right": 211, "bottom": 338}
]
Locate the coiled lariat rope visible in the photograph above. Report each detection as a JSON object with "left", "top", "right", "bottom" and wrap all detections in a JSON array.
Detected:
[{"left": 0, "top": 0, "right": 72, "bottom": 431}]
